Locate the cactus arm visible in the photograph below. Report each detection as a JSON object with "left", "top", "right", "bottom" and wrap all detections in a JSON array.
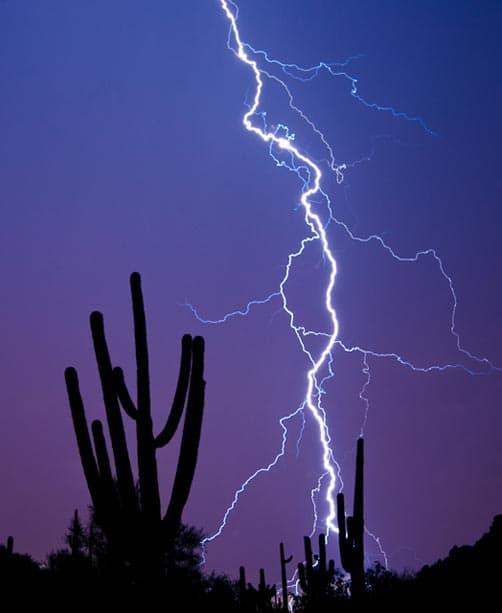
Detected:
[
  {"left": 90, "top": 311, "right": 137, "bottom": 517},
  {"left": 337, "top": 492, "right": 352, "bottom": 572},
  {"left": 113, "top": 367, "right": 138, "bottom": 419},
  {"left": 154, "top": 334, "right": 192, "bottom": 448},
  {"left": 163, "top": 336, "right": 205, "bottom": 535},
  {"left": 130, "top": 272, "right": 150, "bottom": 416},
  {"left": 89, "top": 419, "right": 123, "bottom": 549},
  {"left": 91, "top": 420, "right": 117, "bottom": 503},
  {"left": 65, "top": 367, "right": 101, "bottom": 509}
]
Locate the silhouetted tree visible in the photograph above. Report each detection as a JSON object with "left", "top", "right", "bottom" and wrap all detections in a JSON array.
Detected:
[
  {"left": 46, "top": 509, "right": 95, "bottom": 588},
  {"left": 66, "top": 509, "right": 86, "bottom": 558},
  {"left": 204, "top": 572, "right": 240, "bottom": 612},
  {"left": 85, "top": 505, "right": 110, "bottom": 570},
  {"left": 363, "top": 561, "right": 414, "bottom": 608}
]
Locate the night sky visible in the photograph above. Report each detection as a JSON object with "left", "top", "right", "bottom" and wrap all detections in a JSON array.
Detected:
[{"left": 1, "top": 0, "right": 502, "bottom": 581}]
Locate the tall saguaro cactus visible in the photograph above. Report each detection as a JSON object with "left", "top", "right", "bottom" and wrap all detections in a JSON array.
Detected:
[
  {"left": 337, "top": 437, "right": 365, "bottom": 599},
  {"left": 65, "top": 272, "right": 205, "bottom": 575}
]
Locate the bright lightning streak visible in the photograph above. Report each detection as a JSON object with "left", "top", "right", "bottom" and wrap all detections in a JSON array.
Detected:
[
  {"left": 202, "top": 405, "right": 304, "bottom": 545},
  {"left": 209, "top": 0, "right": 341, "bottom": 542},
  {"left": 365, "top": 526, "right": 389, "bottom": 569},
  {"left": 359, "top": 352, "right": 371, "bottom": 438},
  {"left": 244, "top": 46, "right": 436, "bottom": 136},
  {"left": 194, "top": 0, "right": 501, "bottom": 569},
  {"left": 185, "top": 291, "right": 281, "bottom": 324}
]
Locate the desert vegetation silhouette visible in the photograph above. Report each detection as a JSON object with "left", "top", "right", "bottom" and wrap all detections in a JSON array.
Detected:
[{"left": 1, "top": 273, "right": 500, "bottom": 610}]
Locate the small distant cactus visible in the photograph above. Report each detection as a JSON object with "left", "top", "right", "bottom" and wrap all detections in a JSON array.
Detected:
[
  {"left": 6, "top": 536, "right": 13, "bottom": 555},
  {"left": 279, "top": 542, "right": 293, "bottom": 611},
  {"left": 298, "top": 534, "right": 335, "bottom": 606},
  {"left": 239, "top": 565, "right": 276, "bottom": 612}
]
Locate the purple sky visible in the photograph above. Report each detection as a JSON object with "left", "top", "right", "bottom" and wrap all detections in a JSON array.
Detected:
[{"left": 1, "top": 0, "right": 502, "bottom": 581}]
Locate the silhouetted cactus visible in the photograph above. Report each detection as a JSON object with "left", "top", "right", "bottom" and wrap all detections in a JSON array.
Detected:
[
  {"left": 337, "top": 437, "right": 365, "bottom": 599},
  {"left": 6, "top": 536, "right": 13, "bottom": 555},
  {"left": 239, "top": 565, "right": 276, "bottom": 612},
  {"left": 65, "top": 272, "right": 205, "bottom": 576},
  {"left": 298, "top": 534, "right": 335, "bottom": 606},
  {"left": 279, "top": 542, "right": 293, "bottom": 611},
  {"left": 257, "top": 567, "right": 277, "bottom": 611},
  {"left": 239, "top": 565, "right": 250, "bottom": 610}
]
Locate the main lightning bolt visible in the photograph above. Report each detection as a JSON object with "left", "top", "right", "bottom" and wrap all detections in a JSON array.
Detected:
[
  {"left": 190, "top": 0, "right": 500, "bottom": 568},
  {"left": 213, "top": 0, "right": 340, "bottom": 539}
]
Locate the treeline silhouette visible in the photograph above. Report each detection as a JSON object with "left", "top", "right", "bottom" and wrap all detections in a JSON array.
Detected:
[{"left": 1, "top": 273, "right": 500, "bottom": 610}]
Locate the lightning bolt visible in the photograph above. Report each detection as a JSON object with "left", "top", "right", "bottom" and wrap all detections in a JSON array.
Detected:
[
  {"left": 191, "top": 0, "right": 500, "bottom": 569},
  {"left": 203, "top": 0, "right": 341, "bottom": 547}
]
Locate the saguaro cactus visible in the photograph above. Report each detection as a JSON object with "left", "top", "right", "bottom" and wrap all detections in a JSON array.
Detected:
[
  {"left": 239, "top": 566, "right": 276, "bottom": 612},
  {"left": 238, "top": 565, "right": 252, "bottom": 611},
  {"left": 337, "top": 437, "right": 365, "bottom": 599},
  {"left": 65, "top": 272, "right": 205, "bottom": 575},
  {"left": 279, "top": 542, "right": 293, "bottom": 612},
  {"left": 298, "top": 534, "right": 335, "bottom": 605},
  {"left": 257, "top": 567, "right": 277, "bottom": 611}
]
